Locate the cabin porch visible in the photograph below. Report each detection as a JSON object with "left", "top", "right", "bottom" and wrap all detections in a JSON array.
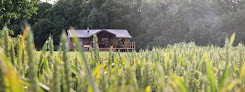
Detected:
[{"left": 82, "top": 41, "right": 136, "bottom": 52}]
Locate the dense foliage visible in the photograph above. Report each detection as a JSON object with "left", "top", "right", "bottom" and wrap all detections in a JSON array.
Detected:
[
  {"left": 0, "top": 0, "right": 39, "bottom": 24},
  {"left": 0, "top": 26, "right": 245, "bottom": 92},
  {"left": 2, "top": 0, "right": 245, "bottom": 50}
]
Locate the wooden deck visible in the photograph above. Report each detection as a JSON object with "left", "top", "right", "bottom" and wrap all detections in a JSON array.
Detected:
[
  {"left": 84, "top": 41, "right": 136, "bottom": 52},
  {"left": 99, "top": 48, "right": 135, "bottom": 52}
]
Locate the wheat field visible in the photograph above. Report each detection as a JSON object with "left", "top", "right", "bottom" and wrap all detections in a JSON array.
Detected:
[{"left": 0, "top": 26, "right": 245, "bottom": 92}]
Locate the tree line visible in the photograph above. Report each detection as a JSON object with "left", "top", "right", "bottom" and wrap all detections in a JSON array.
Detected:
[{"left": 1, "top": 0, "right": 245, "bottom": 50}]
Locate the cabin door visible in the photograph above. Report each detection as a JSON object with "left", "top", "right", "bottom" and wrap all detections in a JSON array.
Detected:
[{"left": 96, "top": 31, "right": 116, "bottom": 48}]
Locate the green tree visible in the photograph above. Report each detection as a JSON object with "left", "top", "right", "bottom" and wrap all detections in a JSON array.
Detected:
[
  {"left": 219, "top": 9, "right": 245, "bottom": 45},
  {"left": 32, "top": 18, "right": 54, "bottom": 49},
  {"left": 79, "top": 0, "right": 107, "bottom": 29},
  {"left": 0, "top": 0, "right": 39, "bottom": 24},
  {"left": 29, "top": 2, "right": 52, "bottom": 25},
  {"left": 87, "top": 8, "right": 108, "bottom": 28}
]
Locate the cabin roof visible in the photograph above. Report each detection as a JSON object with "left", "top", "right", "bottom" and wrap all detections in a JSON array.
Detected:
[{"left": 67, "top": 29, "right": 132, "bottom": 38}]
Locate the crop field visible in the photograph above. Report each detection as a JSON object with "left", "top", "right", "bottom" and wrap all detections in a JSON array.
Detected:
[
  {"left": 1, "top": 27, "right": 245, "bottom": 92},
  {"left": 35, "top": 51, "right": 120, "bottom": 61}
]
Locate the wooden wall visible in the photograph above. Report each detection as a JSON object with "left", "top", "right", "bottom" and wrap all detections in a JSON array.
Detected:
[
  {"left": 97, "top": 31, "right": 115, "bottom": 47},
  {"left": 69, "top": 37, "right": 132, "bottom": 50},
  {"left": 69, "top": 38, "right": 90, "bottom": 50}
]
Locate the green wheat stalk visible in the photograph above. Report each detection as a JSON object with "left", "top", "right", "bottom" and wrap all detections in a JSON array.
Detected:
[
  {"left": 71, "top": 29, "right": 100, "bottom": 92},
  {"left": 3, "top": 27, "right": 9, "bottom": 57},
  {"left": 26, "top": 26, "right": 38, "bottom": 92},
  {"left": 61, "top": 31, "right": 72, "bottom": 92},
  {"left": 10, "top": 41, "right": 15, "bottom": 66}
]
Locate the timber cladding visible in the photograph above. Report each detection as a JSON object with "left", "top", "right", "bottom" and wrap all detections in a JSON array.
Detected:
[{"left": 67, "top": 29, "right": 135, "bottom": 51}]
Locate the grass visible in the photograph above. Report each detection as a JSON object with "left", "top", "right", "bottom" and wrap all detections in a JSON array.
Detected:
[
  {"left": 0, "top": 26, "right": 245, "bottom": 92},
  {"left": 36, "top": 51, "right": 126, "bottom": 61}
]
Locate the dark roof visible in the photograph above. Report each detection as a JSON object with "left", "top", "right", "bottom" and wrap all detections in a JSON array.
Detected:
[{"left": 67, "top": 29, "right": 132, "bottom": 38}]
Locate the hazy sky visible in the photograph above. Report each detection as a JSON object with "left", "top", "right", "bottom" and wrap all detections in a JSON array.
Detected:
[{"left": 41, "top": 0, "right": 57, "bottom": 4}]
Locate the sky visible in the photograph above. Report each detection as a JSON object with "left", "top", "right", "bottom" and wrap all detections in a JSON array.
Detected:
[{"left": 40, "top": 0, "right": 57, "bottom": 4}]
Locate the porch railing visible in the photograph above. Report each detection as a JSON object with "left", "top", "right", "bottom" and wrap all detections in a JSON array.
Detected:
[
  {"left": 120, "top": 41, "right": 135, "bottom": 49},
  {"left": 79, "top": 41, "right": 136, "bottom": 51},
  {"left": 82, "top": 41, "right": 135, "bottom": 49}
]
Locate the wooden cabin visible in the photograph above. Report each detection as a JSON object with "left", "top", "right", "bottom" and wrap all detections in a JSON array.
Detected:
[{"left": 67, "top": 29, "right": 135, "bottom": 51}]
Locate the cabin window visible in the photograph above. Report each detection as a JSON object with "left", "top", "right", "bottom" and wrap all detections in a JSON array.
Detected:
[
  {"left": 79, "top": 39, "right": 83, "bottom": 45},
  {"left": 79, "top": 39, "right": 83, "bottom": 42},
  {"left": 118, "top": 39, "right": 126, "bottom": 45},
  {"left": 102, "top": 38, "right": 108, "bottom": 44}
]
